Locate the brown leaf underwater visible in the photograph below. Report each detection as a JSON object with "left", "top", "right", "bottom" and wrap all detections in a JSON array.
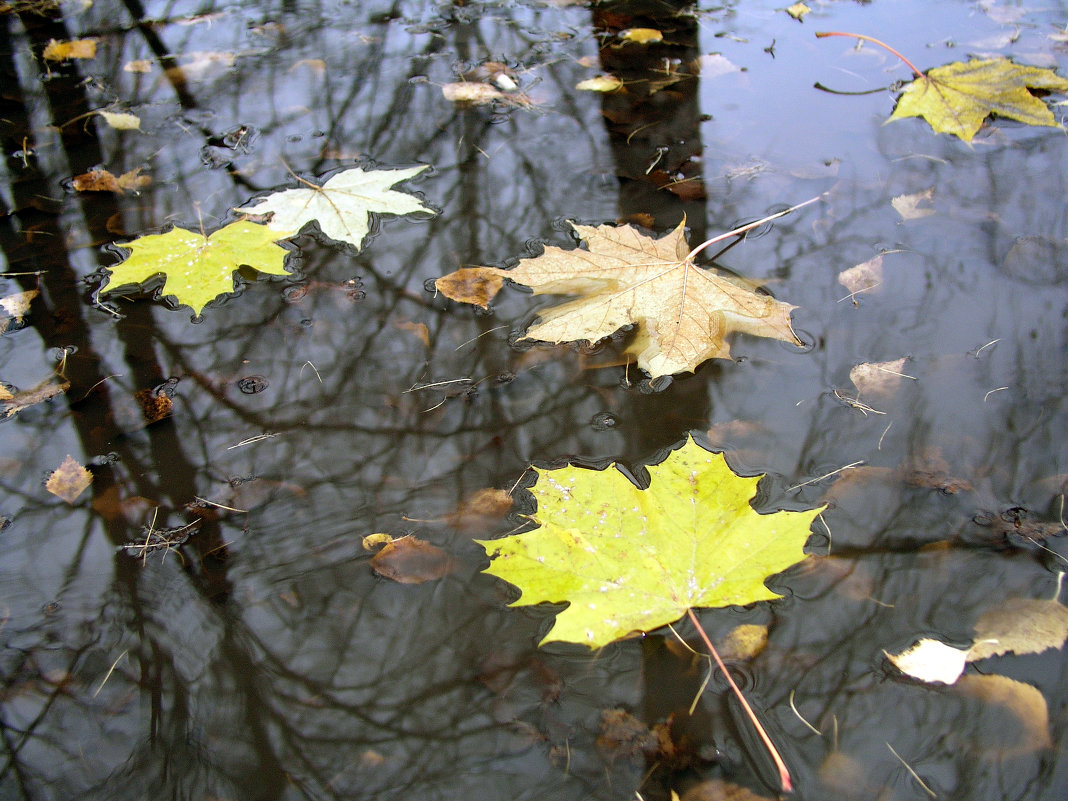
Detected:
[{"left": 370, "top": 535, "right": 454, "bottom": 584}]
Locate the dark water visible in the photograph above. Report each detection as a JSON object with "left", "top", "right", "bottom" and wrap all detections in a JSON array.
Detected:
[{"left": 1, "top": 1, "right": 1066, "bottom": 799}]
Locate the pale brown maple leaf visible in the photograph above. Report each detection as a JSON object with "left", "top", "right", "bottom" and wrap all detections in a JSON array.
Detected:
[{"left": 436, "top": 218, "right": 805, "bottom": 379}]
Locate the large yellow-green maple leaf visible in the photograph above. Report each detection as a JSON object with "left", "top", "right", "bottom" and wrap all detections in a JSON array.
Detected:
[
  {"left": 476, "top": 437, "right": 824, "bottom": 648},
  {"left": 99, "top": 221, "right": 295, "bottom": 316},
  {"left": 890, "top": 58, "right": 1068, "bottom": 141}
]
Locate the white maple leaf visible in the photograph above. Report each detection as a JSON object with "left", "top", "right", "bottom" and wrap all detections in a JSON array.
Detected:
[{"left": 235, "top": 165, "right": 433, "bottom": 250}]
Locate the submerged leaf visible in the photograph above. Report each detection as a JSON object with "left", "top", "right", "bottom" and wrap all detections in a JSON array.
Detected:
[
  {"left": 100, "top": 221, "right": 295, "bottom": 316},
  {"left": 718, "top": 623, "right": 770, "bottom": 661},
  {"left": 436, "top": 221, "right": 803, "bottom": 379},
  {"left": 849, "top": 357, "right": 913, "bottom": 400},
  {"left": 891, "top": 188, "right": 935, "bottom": 220},
  {"left": 446, "top": 488, "right": 514, "bottom": 533},
  {"left": 968, "top": 597, "right": 1068, "bottom": 661},
  {"left": 838, "top": 255, "right": 883, "bottom": 298},
  {"left": 370, "top": 535, "right": 453, "bottom": 584},
  {"left": 476, "top": 436, "right": 823, "bottom": 648},
  {"left": 891, "top": 58, "right": 1068, "bottom": 141},
  {"left": 954, "top": 675, "right": 1052, "bottom": 752},
  {"left": 235, "top": 165, "right": 433, "bottom": 250}
]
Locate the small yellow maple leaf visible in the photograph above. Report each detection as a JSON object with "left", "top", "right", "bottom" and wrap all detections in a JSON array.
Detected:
[
  {"left": 891, "top": 58, "right": 1068, "bottom": 141},
  {"left": 100, "top": 221, "right": 295, "bottom": 316},
  {"left": 476, "top": 436, "right": 824, "bottom": 649},
  {"left": 436, "top": 218, "right": 805, "bottom": 379},
  {"left": 818, "top": 34, "right": 1068, "bottom": 141}
]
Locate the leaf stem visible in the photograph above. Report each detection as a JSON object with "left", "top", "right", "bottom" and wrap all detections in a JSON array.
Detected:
[
  {"left": 685, "top": 195, "right": 822, "bottom": 262},
  {"left": 815, "top": 31, "right": 925, "bottom": 79},
  {"left": 686, "top": 607, "right": 793, "bottom": 794}
]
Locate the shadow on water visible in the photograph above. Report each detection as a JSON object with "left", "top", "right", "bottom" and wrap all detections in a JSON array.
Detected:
[{"left": 1, "top": 1, "right": 1066, "bottom": 800}]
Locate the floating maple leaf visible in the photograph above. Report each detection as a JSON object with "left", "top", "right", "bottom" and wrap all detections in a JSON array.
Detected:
[
  {"left": 100, "top": 221, "right": 295, "bottom": 316},
  {"left": 891, "top": 59, "right": 1068, "bottom": 141},
  {"left": 818, "top": 32, "right": 1068, "bottom": 141},
  {"left": 436, "top": 204, "right": 815, "bottom": 379},
  {"left": 234, "top": 165, "right": 434, "bottom": 250},
  {"left": 475, "top": 436, "right": 824, "bottom": 649}
]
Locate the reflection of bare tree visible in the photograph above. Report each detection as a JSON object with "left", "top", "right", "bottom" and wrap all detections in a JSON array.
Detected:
[{"left": 1, "top": 2, "right": 1065, "bottom": 800}]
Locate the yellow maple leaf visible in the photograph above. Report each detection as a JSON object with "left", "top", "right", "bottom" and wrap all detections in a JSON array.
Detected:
[
  {"left": 435, "top": 212, "right": 810, "bottom": 379},
  {"left": 818, "top": 33, "right": 1068, "bottom": 141},
  {"left": 476, "top": 436, "right": 824, "bottom": 649},
  {"left": 891, "top": 58, "right": 1068, "bottom": 141},
  {"left": 99, "top": 221, "right": 295, "bottom": 316}
]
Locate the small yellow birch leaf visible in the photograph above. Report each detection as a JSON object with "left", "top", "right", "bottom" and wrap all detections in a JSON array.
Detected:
[
  {"left": 43, "top": 38, "right": 97, "bottom": 61},
  {"left": 100, "top": 221, "right": 296, "bottom": 316},
  {"left": 46, "top": 455, "right": 92, "bottom": 504},
  {"left": 476, "top": 436, "right": 824, "bottom": 649},
  {"left": 98, "top": 111, "right": 142, "bottom": 131},
  {"left": 435, "top": 220, "right": 804, "bottom": 379},
  {"left": 885, "top": 638, "right": 969, "bottom": 684},
  {"left": 890, "top": 58, "right": 1068, "bottom": 141},
  {"left": 786, "top": 3, "right": 811, "bottom": 22},
  {"left": 620, "top": 28, "right": 663, "bottom": 45},
  {"left": 576, "top": 75, "right": 624, "bottom": 93}
]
